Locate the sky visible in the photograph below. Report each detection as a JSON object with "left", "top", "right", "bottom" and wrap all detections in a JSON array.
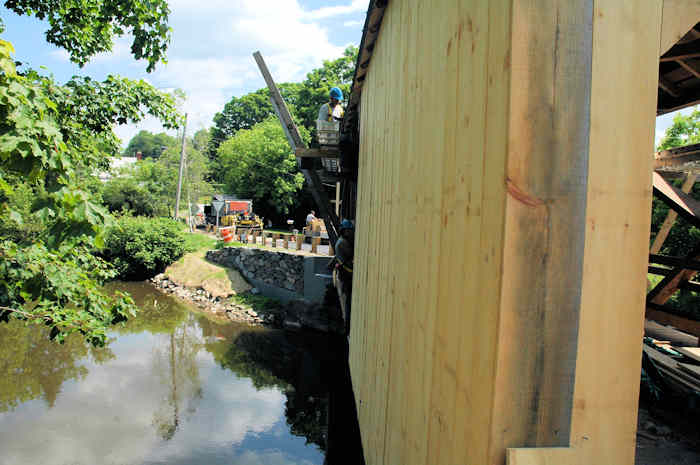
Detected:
[
  {"left": 1, "top": 0, "right": 367, "bottom": 146},
  {"left": 0, "top": 0, "right": 690, "bottom": 148}
]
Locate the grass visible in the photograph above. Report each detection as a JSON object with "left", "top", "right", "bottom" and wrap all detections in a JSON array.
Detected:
[
  {"left": 184, "top": 232, "right": 218, "bottom": 252},
  {"left": 231, "top": 292, "right": 282, "bottom": 313},
  {"left": 265, "top": 228, "right": 295, "bottom": 235}
]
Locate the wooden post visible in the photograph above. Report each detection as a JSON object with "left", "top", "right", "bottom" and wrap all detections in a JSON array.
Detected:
[
  {"left": 329, "top": 244, "right": 334, "bottom": 256},
  {"left": 283, "top": 235, "right": 289, "bottom": 249},
  {"left": 271, "top": 233, "right": 278, "bottom": 248},
  {"left": 296, "top": 234, "right": 303, "bottom": 251},
  {"left": 311, "top": 237, "right": 319, "bottom": 254}
]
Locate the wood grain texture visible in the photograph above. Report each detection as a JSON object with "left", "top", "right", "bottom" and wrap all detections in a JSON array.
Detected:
[
  {"left": 660, "top": 0, "right": 700, "bottom": 55},
  {"left": 350, "top": 0, "right": 511, "bottom": 463},
  {"left": 570, "top": 2, "right": 662, "bottom": 465},
  {"left": 490, "top": 0, "right": 594, "bottom": 461},
  {"left": 350, "top": 1, "right": 665, "bottom": 464}
]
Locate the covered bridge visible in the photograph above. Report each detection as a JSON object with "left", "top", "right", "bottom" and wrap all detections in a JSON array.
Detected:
[{"left": 339, "top": 1, "right": 700, "bottom": 464}]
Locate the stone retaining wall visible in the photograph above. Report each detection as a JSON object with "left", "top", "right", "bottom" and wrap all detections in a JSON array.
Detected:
[{"left": 206, "top": 247, "right": 305, "bottom": 297}]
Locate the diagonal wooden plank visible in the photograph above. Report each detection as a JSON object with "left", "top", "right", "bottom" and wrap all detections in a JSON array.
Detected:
[
  {"left": 650, "top": 173, "right": 697, "bottom": 253},
  {"left": 647, "top": 243, "right": 700, "bottom": 304},
  {"left": 652, "top": 171, "right": 700, "bottom": 227}
]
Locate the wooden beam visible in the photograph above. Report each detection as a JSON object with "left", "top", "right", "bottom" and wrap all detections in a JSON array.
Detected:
[
  {"left": 660, "top": 51, "right": 700, "bottom": 62},
  {"left": 652, "top": 171, "right": 700, "bottom": 227},
  {"left": 647, "top": 242, "right": 700, "bottom": 304},
  {"left": 660, "top": 2, "right": 700, "bottom": 55},
  {"left": 650, "top": 173, "right": 698, "bottom": 253},
  {"left": 676, "top": 59, "right": 700, "bottom": 78},
  {"left": 295, "top": 147, "right": 341, "bottom": 158},
  {"left": 654, "top": 145, "right": 700, "bottom": 168},
  {"left": 649, "top": 253, "right": 700, "bottom": 270},
  {"left": 659, "top": 76, "right": 681, "bottom": 97},
  {"left": 646, "top": 304, "right": 700, "bottom": 337}
]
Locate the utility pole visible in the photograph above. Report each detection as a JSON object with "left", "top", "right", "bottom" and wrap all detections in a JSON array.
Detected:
[{"left": 174, "top": 113, "right": 188, "bottom": 218}]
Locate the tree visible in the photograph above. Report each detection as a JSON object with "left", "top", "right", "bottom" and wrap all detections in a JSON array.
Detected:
[
  {"left": 657, "top": 108, "right": 700, "bottom": 150},
  {"left": 217, "top": 117, "right": 308, "bottom": 221},
  {"left": 101, "top": 175, "right": 156, "bottom": 216},
  {"left": 123, "top": 130, "right": 177, "bottom": 158},
  {"left": 209, "top": 83, "right": 302, "bottom": 161},
  {"left": 0, "top": 3, "right": 181, "bottom": 345},
  {"left": 4, "top": 0, "right": 171, "bottom": 71}
]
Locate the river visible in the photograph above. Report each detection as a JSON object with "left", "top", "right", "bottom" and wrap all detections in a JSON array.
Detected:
[{"left": 0, "top": 281, "right": 363, "bottom": 465}]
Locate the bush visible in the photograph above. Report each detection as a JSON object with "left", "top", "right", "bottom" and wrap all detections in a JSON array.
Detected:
[{"left": 102, "top": 217, "right": 187, "bottom": 280}]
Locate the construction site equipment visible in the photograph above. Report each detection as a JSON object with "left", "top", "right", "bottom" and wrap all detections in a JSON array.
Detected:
[{"left": 204, "top": 197, "right": 264, "bottom": 233}]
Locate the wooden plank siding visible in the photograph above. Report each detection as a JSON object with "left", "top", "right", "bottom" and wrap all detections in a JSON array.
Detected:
[{"left": 349, "top": 1, "right": 667, "bottom": 465}]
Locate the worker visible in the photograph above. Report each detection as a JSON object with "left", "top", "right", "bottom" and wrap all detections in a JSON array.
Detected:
[
  {"left": 333, "top": 219, "right": 354, "bottom": 333},
  {"left": 306, "top": 210, "right": 317, "bottom": 226},
  {"left": 318, "top": 87, "right": 345, "bottom": 122}
]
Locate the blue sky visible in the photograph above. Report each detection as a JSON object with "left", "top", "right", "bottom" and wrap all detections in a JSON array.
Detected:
[
  {"left": 1, "top": 0, "right": 367, "bottom": 145},
  {"left": 0, "top": 1, "right": 687, "bottom": 148}
]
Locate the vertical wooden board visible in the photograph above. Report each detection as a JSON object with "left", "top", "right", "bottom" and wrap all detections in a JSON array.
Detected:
[
  {"left": 383, "top": 0, "right": 411, "bottom": 461},
  {"left": 382, "top": 1, "right": 408, "bottom": 462},
  {"left": 660, "top": 0, "right": 700, "bottom": 55},
  {"left": 414, "top": 6, "right": 447, "bottom": 464},
  {"left": 449, "top": 0, "right": 503, "bottom": 463},
  {"left": 368, "top": 7, "right": 392, "bottom": 461},
  {"left": 571, "top": 2, "right": 662, "bottom": 465},
  {"left": 489, "top": 1, "right": 594, "bottom": 463},
  {"left": 395, "top": 1, "right": 422, "bottom": 463},
  {"left": 425, "top": 1, "right": 461, "bottom": 462}
]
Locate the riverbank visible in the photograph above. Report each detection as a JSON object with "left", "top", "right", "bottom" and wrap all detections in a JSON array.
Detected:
[
  {"left": 150, "top": 272, "right": 283, "bottom": 326},
  {"left": 150, "top": 244, "right": 343, "bottom": 333}
]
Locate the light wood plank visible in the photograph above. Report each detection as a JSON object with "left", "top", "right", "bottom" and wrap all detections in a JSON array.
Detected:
[
  {"left": 660, "top": 0, "right": 700, "bottom": 55},
  {"left": 570, "top": 3, "right": 662, "bottom": 465},
  {"left": 674, "top": 346, "right": 700, "bottom": 362}
]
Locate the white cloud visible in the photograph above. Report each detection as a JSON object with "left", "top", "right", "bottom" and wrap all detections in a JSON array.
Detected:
[
  {"left": 344, "top": 20, "right": 363, "bottom": 27},
  {"left": 304, "top": 0, "right": 368, "bottom": 19},
  {"left": 108, "top": 0, "right": 360, "bottom": 145},
  {"left": 0, "top": 331, "right": 303, "bottom": 465}
]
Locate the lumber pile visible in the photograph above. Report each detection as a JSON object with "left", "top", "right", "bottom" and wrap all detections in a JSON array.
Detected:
[{"left": 643, "top": 339, "right": 700, "bottom": 395}]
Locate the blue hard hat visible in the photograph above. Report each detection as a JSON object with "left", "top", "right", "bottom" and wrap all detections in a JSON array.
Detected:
[
  {"left": 340, "top": 219, "right": 354, "bottom": 231},
  {"left": 329, "top": 87, "right": 343, "bottom": 101}
]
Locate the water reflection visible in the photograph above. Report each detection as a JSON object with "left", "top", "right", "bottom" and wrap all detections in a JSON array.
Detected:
[{"left": 0, "top": 281, "right": 340, "bottom": 465}]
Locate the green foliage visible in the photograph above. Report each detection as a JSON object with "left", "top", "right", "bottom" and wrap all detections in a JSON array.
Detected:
[
  {"left": 658, "top": 108, "right": 700, "bottom": 150},
  {"left": 4, "top": 0, "right": 172, "bottom": 72},
  {"left": 0, "top": 240, "right": 136, "bottom": 346},
  {"left": 101, "top": 216, "right": 187, "bottom": 280},
  {"left": 111, "top": 130, "right": 210, "bottom": 216},
  {"left": 101, "top": 175, "right": 156, "bottom": 216},
  {"left": 217, "top": 117, "right": 307, "bottom": 218},
  {"left": 123, "top": 130, "right": 177, "bottom": 158},
  {"left": 0, "top": 4, "right": 178, "bottom": 344},
  {"left": 209, "top": 83, "right": 303, "bottom": 158}
]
